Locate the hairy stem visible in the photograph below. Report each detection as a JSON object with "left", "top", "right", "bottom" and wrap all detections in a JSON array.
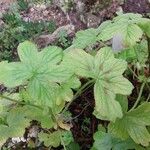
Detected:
[{"left": 130, "top": 81, "right": 146, "bottom": 110}]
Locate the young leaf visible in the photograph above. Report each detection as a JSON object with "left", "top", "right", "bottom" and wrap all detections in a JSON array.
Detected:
[{"left": 109, "top": 102, "right": 150, "bottom": 146}]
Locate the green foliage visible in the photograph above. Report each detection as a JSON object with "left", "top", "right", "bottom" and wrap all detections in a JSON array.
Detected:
[
  {"left": 17, "top": 0, "right": 29, "bottom": 11},
  {"left": 0, "top": 12, "right": 56, "bottom": 61},
  {"left": 57, "top": 30, "right": 72, "bottom": 48},
  {"left": 38, "top": 130, "right": 73, "bottom": 148},
  {"left": 0, "top": 12, "right": 150, "bottom": 149},
  {"left": 109, "top": 103, "right": 150, "bottom": 146},
  {"left": 66, "top": 14, "right": 149, "bottom": 52}
]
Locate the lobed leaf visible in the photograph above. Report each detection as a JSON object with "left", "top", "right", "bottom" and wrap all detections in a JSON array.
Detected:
[
  {"left": 64, "top": 47, "right": 133, "bottom": 122},
  {"left": 109, "top": 102, "right": 150, "bottom": 146}
]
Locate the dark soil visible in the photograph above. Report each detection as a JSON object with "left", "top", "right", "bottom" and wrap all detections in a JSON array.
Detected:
[
  {"left": 122, "top": 0, "right": 150, "bottom": 14},
  {"left": 69, "top": 84, "right": 99, "bottom": 150}
]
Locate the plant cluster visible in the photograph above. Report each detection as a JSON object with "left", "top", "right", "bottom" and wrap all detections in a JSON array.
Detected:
[
  {"left": 0, "top": 13, "right": 150, "bottom": 149},
  {"left": 0, "top": 7, "right": 56, "bottom": 61}
]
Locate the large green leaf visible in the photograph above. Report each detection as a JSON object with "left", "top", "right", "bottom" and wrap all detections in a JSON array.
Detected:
[
  {"left": 64, "top": 47, "right": 133, "bottom": 121},
  {"left": 109, "top": 102, "right": 150, "bottom": 146},
  {"left": 93, "top": 47, "right": 133, "bottom": 121},
  {"left": 0, "top": 41, "right": 73, "bottom": 107}
]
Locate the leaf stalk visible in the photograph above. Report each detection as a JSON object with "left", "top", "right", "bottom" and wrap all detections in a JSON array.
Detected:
[{"left": 130, "top": 81, "right": 146, "bottom": 110}]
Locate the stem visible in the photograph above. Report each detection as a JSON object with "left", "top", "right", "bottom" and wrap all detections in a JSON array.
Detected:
[
  {"left": 146, "top": 83, "right": 150, "bottom": 91},
  {"left": 146, "top": 93, "right": 150, "bottom": 102},
  {"left": 147, "top": 36, "right": 150, "bottom": 74},
  {"left": 0, "top": 94, "right": 20, "bottom": 103},
  {"left": 128, "top": 65, "right": 138, "bottom": 79},
  {"left": 73, "top": 79, "right": 95, "bottom": 100},
  {"left": 130, "top": 81, "right": 146, "bottom": 110},
  {"left": 0, "top": 94, "right": 42, "bottom": 109},
  {"left": 62, "top": 79, "right": 95, "bottom": 114}
]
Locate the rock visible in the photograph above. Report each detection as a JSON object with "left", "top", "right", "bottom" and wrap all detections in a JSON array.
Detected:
[{"left": 86, "top": 13, "right": 101, "bottom": 28}]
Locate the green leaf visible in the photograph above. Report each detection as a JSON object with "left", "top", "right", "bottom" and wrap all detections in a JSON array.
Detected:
[
  {"left": 98, "top": 13, "right": 144, "bottom": 46},
  {"left": 116, "top": 40, "right": 148, "bottom": 64},
  {"left": 116, "top": 95, "right": 128, "bottom": 113},
  {"left": 67, "top": 142, "right": 80, "bottom": 150},
  {"left": 116, "top": 47, "right": 137, "bottom": 61},
  {"left": 66, "top": 29, "right": 98, "bottom": 51},
  {"left": 63, "top": 49, "right": 95, "bottom": 78},
  {"left": 39, "top": 131, "right": 61, "bottom": 147},
  {"left": 134, "top": 40, "right": 148, "bottom": 65},
  {"left": 0, "top": 41, "right": 73, "bottom": 107},
  {"left": 92, "top": 131, "right": 144, "bottom": 150},
  {"left": 0, "top": 108, "right": 30, "bottom": 145},
  {"left": 109, "top": 102, "right": 150, "bottom": 146},
  {"left": 64, "top": 47, "right": 133, "bottom": 122},
  {"left": 22, "top": 105, "right": 55, "bottom": 129},
  {"left": 39, "top": 46, "right": 63, "bottom": 65},
  {"left": 61, "top": 131, "right": 73, "bottom": 146},
  {"left": 18, "top": 41, "right": 38, "bottom": 64},
  {"left": 0, "top": 61, "right": 31, "bottom": 87},
  {"left": 39, "top": 130, "right": 72, "bottom": 148},
  {"left": 93, "top": 80, "right": 123, "bottom": 122},
  {"left": 27, "top": 78, "right": 58, "bottom": 107},
  {"left": 93, "top": 47, "right": 133, "bottom": 121},
  {"left": 65, "top": 21, "right": 111, "bottom": 52},
  {"left": 138, "top": 19, "right": 150, "bottom": 37}
]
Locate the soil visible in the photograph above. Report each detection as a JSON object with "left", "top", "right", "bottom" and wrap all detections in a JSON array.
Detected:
[
  {"left": 69, "top": 85, "right": 98, "bottom": 150},
  {"left": 122, "top": 0, "right": 150, "bottom": 14}
]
